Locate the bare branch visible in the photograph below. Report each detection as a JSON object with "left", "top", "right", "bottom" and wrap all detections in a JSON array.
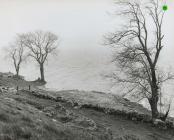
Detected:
[{"left": 105, "top": 0, "right": 169, "bottom": 119}]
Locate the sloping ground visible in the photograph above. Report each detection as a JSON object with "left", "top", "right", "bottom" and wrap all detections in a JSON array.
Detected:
[
  {"left": 0, "top": 76, "right": 38, "bottom": 90},
  {"left": 0, "top": 74, "right": 174, "bottom": 140},
  {"left": 0, "top": 91, "right": 112, "bottom": 140},
  {"left": 35, "top": 89, "right": 152, "bottom": 121},
  {"left": 54, "top": 90, "right": 151, "bottom": 115},
  {"left": 29, "top": 89, "right": 174, "bottom": 139},
  {"left": 0, "top": 89, "right": 173, "bottom": 140}
]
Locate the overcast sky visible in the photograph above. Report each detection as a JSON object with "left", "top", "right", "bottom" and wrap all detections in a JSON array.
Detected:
[{"left": 0, "top": 0, "right": 173, "bottom": 93}]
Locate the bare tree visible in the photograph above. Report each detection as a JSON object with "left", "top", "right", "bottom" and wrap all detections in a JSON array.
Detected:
[
  {"left": 105, "top": 0, "right": 173, "bottom": 119},
  {"left": 7, "top": 35, "right": 27, "bottom": 77},
  {"left": 21, "top": 31, "right": 59, "bottom": 83}
]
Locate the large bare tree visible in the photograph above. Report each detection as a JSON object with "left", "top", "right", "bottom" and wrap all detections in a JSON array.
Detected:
[
  {"left": 21, "top": 31, "right": 59, "bottom": 83},
  {"left": 106, "top": 0, "right": 173, "bottom": 119},
  {"left": 7, "top": 35, "right": 27, "bottom": 77}
]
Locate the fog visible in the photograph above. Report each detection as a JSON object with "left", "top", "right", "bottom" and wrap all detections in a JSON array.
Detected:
[{"left": 0, "top": 0, "right": 173, "bottom": 94}]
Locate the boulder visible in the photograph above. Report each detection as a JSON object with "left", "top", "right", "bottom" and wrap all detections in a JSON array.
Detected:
[{"left": 153, "top": 119, "right": 167, "bottom": 129}]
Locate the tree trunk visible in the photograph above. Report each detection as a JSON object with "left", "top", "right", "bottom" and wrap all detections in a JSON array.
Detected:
[
  {"left": 16, "top": 69, "right": 19, "bottom": 77},
  {"left": 40, "top": 63, "right": 45, "bottom": 82},
  {"left": 15, "top": 66, "right": 19, "bottom": 77},
  {"left": 149, "top": 96, "right": 159, "bottom": 120},
  {"left": 149, "top": 68, "right": 159, "bottom": 120}
]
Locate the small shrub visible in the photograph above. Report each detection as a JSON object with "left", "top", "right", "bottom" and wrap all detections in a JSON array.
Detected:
[
  {"left": 21, "top": 115, "right": 32, "bottom": 123},
  {"left": 43, "top": 123, "right": 59, "bottom": 134},
  {"left": 12, "top": 125, "right": 31, "bottom": 138},
  {"left": 2, "top": 124, "right": 32, "bottom": 139},
  {"left": 26, "top": 100, "right": 44, "bottom": 110},
  {"left": 165, "top": 121, "right": 174, "bottom": 128},
  {"left": 59, "top": 116, "right": 73, "bottom": 123},
  {"left": 0, "top": 134, "right": 13, "bottom": 140},
  {"left": 0, "top": 113, "right": 11, "bottom": 122}
]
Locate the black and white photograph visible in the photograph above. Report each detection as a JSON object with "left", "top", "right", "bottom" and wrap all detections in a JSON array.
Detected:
[{"left": 0, "top": 0, "right": 173, "bottom": 140}]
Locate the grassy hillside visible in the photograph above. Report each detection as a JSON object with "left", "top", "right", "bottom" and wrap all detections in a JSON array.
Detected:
[{"left": 0, "top": 73, "right": 173, "bottom": 140}]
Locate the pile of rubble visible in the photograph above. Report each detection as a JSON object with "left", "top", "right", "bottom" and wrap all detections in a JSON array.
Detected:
[{"left": 0, "top": 86, "right": 17, "bottom": 93}]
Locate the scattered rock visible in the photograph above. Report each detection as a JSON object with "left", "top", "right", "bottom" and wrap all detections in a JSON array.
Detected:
[
  {"left": 165, "top": 120, "right": 174, "bottom": 128},
  {"left": 52, "top": 119, "right": 57, "bottom": 122},
  {"left": 153, "top": 119, "right": 167, "bottom": 129},
  {"left": 0, "top": 86, "right": 17, "bottom": 94},
  {"left": 55, "top": 103, "right": 66, "bottom": 112},
  {"left": 73, "top": 116, "right": 97, "bottom": 130},
  {"left": 132, "top": 117, "right": 137, "bottom": 121},
  {"left": 59, "top": 116, "right": 73, "bottom": 123},
  {"left": 104, "top": 127, "right": 113, "bottom": 140},
  {"left": 4, "top": 98, "right": 15, "bottom": 102}
]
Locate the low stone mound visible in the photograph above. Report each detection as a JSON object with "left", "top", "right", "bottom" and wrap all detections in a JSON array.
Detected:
[
  {"left": 0, "top": 86, "right": 17, "bottom": 93},
  {"left": 41, "top": 102, "right": 97, "bottom": 130},
  {"left": 71, "top": 116, "right": 97, "bottom": 130},
  {"left": 26, "top": 89, "right": 174, "bottom": 130}
]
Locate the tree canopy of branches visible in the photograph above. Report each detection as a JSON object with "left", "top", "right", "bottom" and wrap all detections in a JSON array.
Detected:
[
  {"left": 106, "top": 0, "right": 173, "bottom": 119},
  {"left": 7, "top": 35, "right": 27, "bottom": 77},
  {"left": 21, "top": 31, "right": 59, "bottom": 82}
]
